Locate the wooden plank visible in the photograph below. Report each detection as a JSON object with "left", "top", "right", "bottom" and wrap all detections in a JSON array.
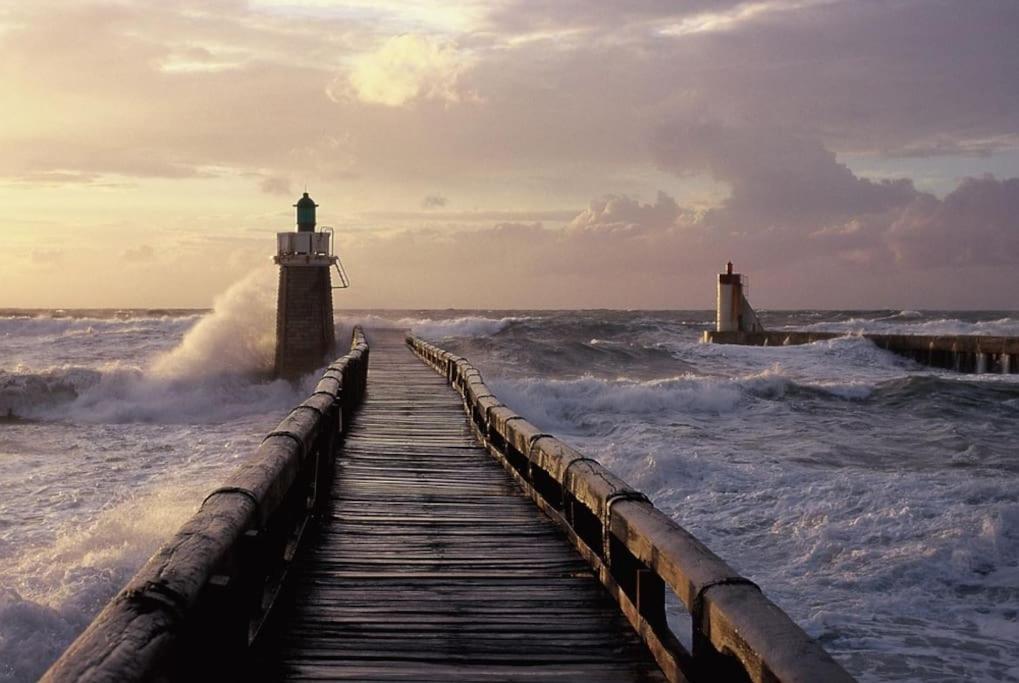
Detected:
[{"left": 251, "top": 330, "right": 665, "bottom": 682}]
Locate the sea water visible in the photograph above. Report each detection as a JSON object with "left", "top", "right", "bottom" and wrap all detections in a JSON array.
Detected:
[{"left": 1, "top": 275, "right": 1017, "bottom": 681}]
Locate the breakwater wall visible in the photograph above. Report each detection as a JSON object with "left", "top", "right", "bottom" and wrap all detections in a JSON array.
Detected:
[
  {"left": 704, "top": 330, "right": 1019, "bottom": 373},
  {"left": 43, "top": 329, "right": 369, "bottom": 682},
  {"left": 407, "top": 335, "right": 856, "bottom": 683}
]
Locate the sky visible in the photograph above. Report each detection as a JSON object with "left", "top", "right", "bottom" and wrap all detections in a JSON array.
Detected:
[{"left": 1, "top": 0, "right": 1017, "bottom": 309}]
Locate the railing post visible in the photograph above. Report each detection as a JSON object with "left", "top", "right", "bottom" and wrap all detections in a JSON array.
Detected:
[
  {"left": 691, "top": 591, "right": 754, "bottom": 683},
  {"left": 238, "top": 528, "right": 265, "bottom": 624},
  {"left": 192, "top": 573, "right": 249, "bottom": 679},
  {"left": 312, "top": 408, "right": 339, "bottom": 513}
]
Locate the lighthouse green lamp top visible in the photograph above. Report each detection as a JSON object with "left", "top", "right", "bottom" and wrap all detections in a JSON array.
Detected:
[{"left": 295, "top": 192, "right": 318, "bottom": 232}]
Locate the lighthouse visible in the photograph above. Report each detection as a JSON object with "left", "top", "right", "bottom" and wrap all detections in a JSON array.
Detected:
[
  {"left": 273, "top": 193, "right": 349, "bottom": 378},
  {"left": 716, "top": 261, "right": 763, "bottom": 333}
]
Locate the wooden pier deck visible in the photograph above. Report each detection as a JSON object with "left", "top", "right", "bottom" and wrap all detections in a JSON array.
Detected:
[{"left": 252, "top": 331, "right": 665, "bottom": 681}]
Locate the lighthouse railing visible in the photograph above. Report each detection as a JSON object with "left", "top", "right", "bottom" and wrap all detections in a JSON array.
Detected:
[
  {"left": 277, "top": 232, "right": 331, "bottom": 257},
  {"left": 42, "top": 329, "right": 370, "bottom": 682},
  {"left": 322, "top": 228, "right": 351, "bottom": 288}
]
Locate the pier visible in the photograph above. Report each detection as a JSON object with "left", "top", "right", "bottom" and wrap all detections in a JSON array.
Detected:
[{"left": 44, "top": 328, "right": 855, "bottom": 683}]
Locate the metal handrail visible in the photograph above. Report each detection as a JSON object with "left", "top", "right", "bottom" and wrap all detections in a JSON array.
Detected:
[{"left": 321, "top": 226, "right": 351, "bottom": 289}]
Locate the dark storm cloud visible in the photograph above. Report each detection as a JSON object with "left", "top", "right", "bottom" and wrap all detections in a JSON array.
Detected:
[
  {"left": 421, "top": 194, "right": 448, "bottom": 208},
  {"left": 260, "top": 176, "right": 293, "bottom": 196},
  {"left": 651, "top": 120, "right": 1019, "bottom": 269},
  {"left": 652, "top": 123, "right": 918, "bottom": 224},
  {"left": 887, "top": 177, "right": 1019, "bottom": 267}
]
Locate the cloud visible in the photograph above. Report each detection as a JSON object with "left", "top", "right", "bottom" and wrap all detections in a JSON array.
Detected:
[
  {"left": 484, "top": 0, "right": 743, "bottom": 33},
  {"left": 334, "top": 170, "right": 1019, "bottom": 309},
  {"left": 660, "top": 0, "right": 828, "bottom": 37},
  {"left": 646, "top": 123, "right": 895, "bottom": 268},
  {"left": 343, "top": 34, "right": 474, "bottom": 107},
  {"left": 121, "top": 245, "right": 157, "bottom": 262},
  {"left": 12, "top": 171, "right": 103, "bottom": 185},
  {"left": 1, "top": 0, "right": 1014, "bottom": 194},
  {"left": 337, "top": 193, "right": 708, "bottom": 308},
  {"left": 568, "top": 191, "right": 682, "bottom": 235},
  {"left": 651, "top": 119, "right": 1019, "bottom": 273},
  {"left": 653, "top": 122, "right": 917, "bottom": 225},
  {"left": 886, "top": 176, "right": 1019, "bottom": 268},
  {"left": 30, "top": 249, "right": 65, "bottom": 266},
  {"left": 259, "top": 175, "right": 292, "bottom": 196},
  {"left": 359, "top": 208, "right": 578, "bottom": 224},
  {"left": 421, "top": 194, "right": 448, "bottom": 208}
]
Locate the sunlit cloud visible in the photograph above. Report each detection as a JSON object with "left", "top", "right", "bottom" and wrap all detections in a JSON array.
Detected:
[
  {"left": 340, "top": 34, "right": 476, "bottom": 107},
  {"left": 158, "top": 46, "right": 248, "bottom": 73},
  {"left": 659, "top": 0, "right": 829, "bottom": 37},
  {"left": 248, "top": 0, "right": 489, "bottom": 33},
  {"left": 503, "top": 27, "right": 591, "bottom": 48}
]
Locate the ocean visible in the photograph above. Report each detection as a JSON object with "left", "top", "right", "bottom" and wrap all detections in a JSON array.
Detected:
[{"left": 1, "top": 271, "right": 1017, "bottom": 682}]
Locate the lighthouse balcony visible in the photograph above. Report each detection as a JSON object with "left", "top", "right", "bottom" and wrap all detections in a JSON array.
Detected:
[{"left": 275, "top": 231, "right": 337, "bottom": 266}]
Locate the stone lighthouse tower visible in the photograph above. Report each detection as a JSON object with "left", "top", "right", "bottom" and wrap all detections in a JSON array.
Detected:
[{"left": 273, "top": 193, "right": 346, "bottom": 378}]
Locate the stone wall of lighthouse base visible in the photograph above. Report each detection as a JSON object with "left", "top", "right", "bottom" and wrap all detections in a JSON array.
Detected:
[{"left": 274, "top": 264, "right": 336, "bottom": 379}]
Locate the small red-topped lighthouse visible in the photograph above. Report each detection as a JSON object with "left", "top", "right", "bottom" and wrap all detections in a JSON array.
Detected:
[
  {"left": 273, "top": 193, "right": 350, "bottom": 378},
  {"left": 716, "top": 261, "right": 762, "bottom": 333}
]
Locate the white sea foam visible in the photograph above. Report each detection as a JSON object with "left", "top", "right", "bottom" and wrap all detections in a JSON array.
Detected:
[
  {"left": 0, "top": 270, "right": 319, "bottom": 423},
  {"left": 490, "top": 375, "right": 745, "bottom": 431},
  {"left": 683, "top": 334, "right": 916, "bottom": 387},
  {"left": 0, "top": 472, "right": 229, "bottom": 681},
  {"left": 409, "top": 315, "right": 521, "bottom": 339},
  {"left": 492, "top": 375, "right": 1019, "bottom": 682},
  {"left": 0, "top": 315, "right": 200, "bottom": 342},
  {"left": 59, "top": 367, "right": 302, "bottom": 424},
  {"left": 151, "top": 270, "right": 278, "bottom": 380},
  {"left": 335, "top": 313, "right": 409, "bottom": 331},
  {"left": 797, "top": 315, "right": 1019, "bottom": 337},
  {"left": 336, "top": 313, "right": 525, "bottom": 339},
  {"left": 489, "top": 367, "right": 879, "bottom": 437}
]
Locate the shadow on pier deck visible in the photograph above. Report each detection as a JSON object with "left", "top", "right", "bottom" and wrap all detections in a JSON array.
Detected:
[{"left": 44, "top": 327, "right": 855, "bottom": 683}]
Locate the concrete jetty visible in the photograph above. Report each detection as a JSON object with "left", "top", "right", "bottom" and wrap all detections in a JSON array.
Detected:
[
  {"left": 704, "top": 262, "right": 1019, "bottom": 373},
  {"left": 43, "top": 328, "right": 856, "bottom": 683},
  {"left": 704, "top": 329, "right": 1019, "bottom": 373}
]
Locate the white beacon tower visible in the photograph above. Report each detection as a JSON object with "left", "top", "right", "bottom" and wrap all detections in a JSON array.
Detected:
[{"left": 716, "top": 261, "right": 763, "bottom": 333}]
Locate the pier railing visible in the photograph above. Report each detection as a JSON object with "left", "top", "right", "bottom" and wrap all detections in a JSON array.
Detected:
[
  {"left": 43, "top": 328, "right": 370, "bottom": 682},
  {"left": 407, "top": 335, "right": 856, "bottom": 683}
]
